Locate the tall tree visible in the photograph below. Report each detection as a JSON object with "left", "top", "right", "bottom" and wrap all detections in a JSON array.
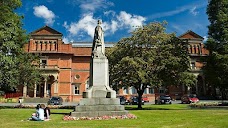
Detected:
[
  {"left": 0, "top": 0, "right": 41, "bottom": 93},
  {"left": 107, "top": 22, "right": 195, "bottom": 109},
  {"left": 203, "top": 0, "right": 228, "bottom": 99},
  {"left": 207, "top": 0, "right": 228, "bottom": 46}
]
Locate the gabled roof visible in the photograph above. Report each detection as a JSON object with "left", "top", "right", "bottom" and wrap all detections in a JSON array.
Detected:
[
  {"left": 178, "top": 30, "right": 204, "bottom": 39},
  {"left": 30, "top": 25, "right": 62, "bottom": 36}
]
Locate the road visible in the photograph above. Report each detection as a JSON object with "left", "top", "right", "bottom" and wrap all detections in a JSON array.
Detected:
[
  {"left": 0, "top": 100, "right": 227, "bottom": 106},
  {"left": 146, "top": 100, "right": 228, "bottom": 105}
]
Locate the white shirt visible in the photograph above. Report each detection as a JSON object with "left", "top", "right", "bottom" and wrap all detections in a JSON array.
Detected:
[{"left": 38, "top": 108, "right": 45, "bottom": 120}]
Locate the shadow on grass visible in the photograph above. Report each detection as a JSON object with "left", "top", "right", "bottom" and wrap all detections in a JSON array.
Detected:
[
  {"left": 125, "top": 107, "right": 170, "bottom": 110},
  {"left": 124, "top": 104, "right": 190, "bottom": 110},
  {"left": 51, "top": 112, "right": 70, "bottom": 115}
]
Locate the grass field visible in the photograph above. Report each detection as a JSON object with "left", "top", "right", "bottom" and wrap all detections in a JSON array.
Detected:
[{"left": 0, "top": 104, "right": 228, "bottom": 128}]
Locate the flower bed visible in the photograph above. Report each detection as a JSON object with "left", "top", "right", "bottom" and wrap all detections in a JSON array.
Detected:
[
  {"left": 14, "top": 104, "right": 37, "bottom": 108},
  {"left": 189, "top": 102, "right": 228, "bottom": 109},
  {"left": 189, "top": 102, "right": 219, "bottom": 108},
  {"left": 63, "top": 114, "right": 137, "bottom": 121}
]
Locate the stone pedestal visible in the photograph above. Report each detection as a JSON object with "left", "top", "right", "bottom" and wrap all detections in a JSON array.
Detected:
[
  {"left": 71, "top": 98, "right": 128, "bottom": 117},
  {"left": 83, "top": 57, "right": 116, "bottom": 98}
]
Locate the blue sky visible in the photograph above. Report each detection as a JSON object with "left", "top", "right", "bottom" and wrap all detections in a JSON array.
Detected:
[{"left": 17, "top": 0, "right": 209, "bottom": 43}]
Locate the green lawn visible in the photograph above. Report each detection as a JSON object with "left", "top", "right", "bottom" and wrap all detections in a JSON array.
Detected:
[{"left": 0, "top": 104, "right": 228, "bottom": 128}]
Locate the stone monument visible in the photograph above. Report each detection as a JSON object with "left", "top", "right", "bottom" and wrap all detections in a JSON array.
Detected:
[{"left": 71, "top": 20, "right": 128, "bottom": 118}]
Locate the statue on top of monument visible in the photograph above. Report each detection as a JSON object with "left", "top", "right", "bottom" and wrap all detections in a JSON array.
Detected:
[{"left": 92, "top": 19, "right": 105, "bottom": 58}]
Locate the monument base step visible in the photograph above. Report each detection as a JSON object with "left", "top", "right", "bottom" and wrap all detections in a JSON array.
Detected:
[
  {"left": 70, "top": 97, "right": 128, "bottom": 118},
  {"left": 70, "top": 110, "right": 129, "bottom": 118},
  {"left": 79, "top": 98, "right": 120, "bottom": 105},
  {"left": 75, "top": 105, "right": 125, "bottom": 111}
]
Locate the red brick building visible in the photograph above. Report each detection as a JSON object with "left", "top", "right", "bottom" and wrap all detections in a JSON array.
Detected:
[
  {"left": 23, "top": 26, "right": 92, "bottom": 102},
  {"left": 179, "top": 30, "right": 209, "bottom": 97},
  {"left": 20, "top": 26, "right": 209, "bottom": 102}
]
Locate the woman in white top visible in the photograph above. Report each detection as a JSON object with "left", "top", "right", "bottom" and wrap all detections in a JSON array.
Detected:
[{"left": 31, "top": 104, "right": 45, "bottom": 121}]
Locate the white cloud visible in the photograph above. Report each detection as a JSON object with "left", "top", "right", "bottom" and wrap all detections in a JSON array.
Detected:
[
  {"left": 148, "top": 7, "right": 188, "bottom": 20},
  {"left": 203, "top": 36, "right": 208, "bottom": 42},
  {"left": 117, "top": 11, "right": 146, "bottom": 32},
  {"left": 169, "top": 22, "right": 207, "bottom": 37},
  {"left": 68, "top": 0, "right": 114, "bottom": 12},
  {"left": 147, "top": 2, "right": 207, "bottom": 20},
  {"left": 63, "top": 13, "right": 97, "bottom": 40},
  {"left": 64, "top": 0, "right": 146, "bottom": 41},
  {"left": 104, "top": 10, "right": 116, "bottom": 17},
  {"left": 63, "top": 37, "right": 69, "bottom": 44},
  {"left": 110, "top": 20, "right": 118, "bottom": 33},
  {"left": 63, "top": 11, "right": 146, "bottom": 41},
  {"left": 190, "top": 6, "right": 199, "bottom": 16},
  {"left": 171, "top": 24, "right": 185, "bottom": 34},
  {"left": 33, "top": 5, "right": 55, "bottom": 25}
]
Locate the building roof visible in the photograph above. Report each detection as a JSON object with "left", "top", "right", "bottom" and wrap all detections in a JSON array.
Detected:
[
  {"left": 30, "top": 25, "right": 63, "bottom": 36},
  {"left": 178, "top": 30, "right": 204, "bottom": 40}
]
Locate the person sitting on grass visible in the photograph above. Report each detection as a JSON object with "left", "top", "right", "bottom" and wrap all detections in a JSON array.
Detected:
[
  {"left": 31, "top": 104, "right": 45, "bottom": 121},
  {"left": 44, "top": 106, "right": 51, "bottom": 120},
  {"left": 30, "top": 104, "right": 40, "bottom": 117}
]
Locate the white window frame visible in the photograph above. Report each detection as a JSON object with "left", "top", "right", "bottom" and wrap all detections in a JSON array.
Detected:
[
  {"left": 85, "top": 79, "right": 90, "bottom": 90},
  {"left": 73, "top": 84, "right": 80, "bottom": 95}
]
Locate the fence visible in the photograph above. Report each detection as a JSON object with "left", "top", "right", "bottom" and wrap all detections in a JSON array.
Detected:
[{"left": 4, "top": 93, "right": 22, "bottom": 98}]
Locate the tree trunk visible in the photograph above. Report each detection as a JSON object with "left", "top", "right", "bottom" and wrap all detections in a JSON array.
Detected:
[
  {"left": 137, "top": 90, "right": 143, "bottom": 110},
  {"left": 221, "top": 88, "right": 227, "bottom": 102}
]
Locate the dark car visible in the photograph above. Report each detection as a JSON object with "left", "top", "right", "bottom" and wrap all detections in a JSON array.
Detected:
[
  {"left": 47, "top": 96, "right": 63, "bottom": 105},
  {"left": 128, "top": 96, "right": 145, "bottom": 105},
  {"left": 181, "top": 94, "right": 199, "bottom": 104},
  {"left": 117, "top": 96, "right": 128, "bottom": 105},
  {"left": 155, "top": 95, "right": 172, "bottom": 104}
]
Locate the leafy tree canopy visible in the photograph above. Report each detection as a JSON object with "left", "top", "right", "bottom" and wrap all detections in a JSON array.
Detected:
[
  {"left": 207, "top": 0, "right": 228, "bottom": 45},
  {"left": 203, "top": 0, "right": 228, "bottom": 99},
  {"left": 0, "top": 0, "right": 41, "bottom": 92},
  {"left": 107, "top": 21, "right": 195, "bottom": 109}
]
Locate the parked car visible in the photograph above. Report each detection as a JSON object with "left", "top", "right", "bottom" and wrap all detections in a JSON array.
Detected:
[
  {"left": 181, "top": 94, "right": 199, "bottom": 104},
  {"left": 142, "top": 96, "right": 149, "bottom": 102},
  {"left": 117, "top": 96, "right": 128, "bottom": 105},
  {"left": 155, "top": 95, "right": 172, "bottom": 104},
  {"left": 128, "top": 96, "right": 145, "bottom": 105},
  {"left": 47, "top": 96, "right": 63, "bottom": 105}
]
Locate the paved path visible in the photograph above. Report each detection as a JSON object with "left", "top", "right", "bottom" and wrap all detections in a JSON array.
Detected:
[{"left": 0, "top": 102, "right": 79, "bottom": 106}]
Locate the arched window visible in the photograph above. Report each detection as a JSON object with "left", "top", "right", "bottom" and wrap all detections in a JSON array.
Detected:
[
  {"left": 193, "top": 45, "right": 196, "bottom": 54},
  {"left": 190, "top": 45, "right": 193, "bottom": 54}
]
